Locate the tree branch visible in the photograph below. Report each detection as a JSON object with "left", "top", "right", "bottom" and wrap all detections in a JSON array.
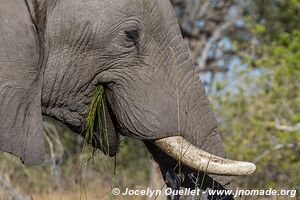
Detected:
[
  {"left": 275, "top": 123, "right": 300, "bottom": 132},
  {"left": 196, "top": 16, "right": 239, "bottom": 72},
  {"left": 254, "top": 142, "right": 300, "bottom": 163}
]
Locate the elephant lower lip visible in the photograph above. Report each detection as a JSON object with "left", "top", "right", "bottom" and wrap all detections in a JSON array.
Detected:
[{"left": 64, "top": 123, "right": 82, "bottom": 135}]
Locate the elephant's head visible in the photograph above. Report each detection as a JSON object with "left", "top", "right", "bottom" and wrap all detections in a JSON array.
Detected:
[{"left": 0, "top": 0, "right": 255, "bottom": 197}]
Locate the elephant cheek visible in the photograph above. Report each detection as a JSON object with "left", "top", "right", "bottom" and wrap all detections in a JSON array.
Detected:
[{"left": 104, "top": 84, "right": 181, "bottom": 140}]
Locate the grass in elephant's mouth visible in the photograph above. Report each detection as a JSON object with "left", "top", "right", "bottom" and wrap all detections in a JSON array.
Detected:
[
  {"left": 83, "top": 85, "right": 118, "bottom": 200},
  {"left": 84, "top": 85, "right": 110, "bottom": 156}
]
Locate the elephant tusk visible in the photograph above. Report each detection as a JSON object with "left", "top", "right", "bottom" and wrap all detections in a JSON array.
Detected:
[{"left": 154, "top": 136, "right": 256, "bottom": 176}]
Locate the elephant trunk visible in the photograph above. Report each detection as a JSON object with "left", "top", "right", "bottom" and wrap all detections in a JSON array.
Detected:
[{"left": 153, "top": 49, "right": 256, "bottom": 176}]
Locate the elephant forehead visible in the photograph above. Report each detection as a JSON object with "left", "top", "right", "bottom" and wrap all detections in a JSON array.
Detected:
[
  {"left": 48, "top": 0, "right": 173, "bottom": 28},
  {"left": 50, "top": 0, "right": 145, "bottom": 19}
]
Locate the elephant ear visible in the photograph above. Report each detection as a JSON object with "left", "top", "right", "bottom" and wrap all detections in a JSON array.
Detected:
[{"left": 0, "top": 0, "right": 45, "bottom": 164}]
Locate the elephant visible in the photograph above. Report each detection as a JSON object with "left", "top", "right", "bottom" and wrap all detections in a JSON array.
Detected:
[{"left": 0, "top": 0, "right": 256, "bottom": 199}]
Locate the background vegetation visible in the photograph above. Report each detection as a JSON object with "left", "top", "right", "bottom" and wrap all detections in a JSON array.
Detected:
[{"left": 0, "top": 0, "right": 299, "bottom": 199}]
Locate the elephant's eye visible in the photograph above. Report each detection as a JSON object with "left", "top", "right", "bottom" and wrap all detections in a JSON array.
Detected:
[{"left": 124, "top": 29, "right": 139, "bottom": 47}]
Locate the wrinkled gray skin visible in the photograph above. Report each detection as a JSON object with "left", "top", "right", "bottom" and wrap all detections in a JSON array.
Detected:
[{"left": 0, "top": 0, "right": 232, "bottom": 199}]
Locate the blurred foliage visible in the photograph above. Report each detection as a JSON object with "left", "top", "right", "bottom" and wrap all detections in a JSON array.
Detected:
[
  {"left": 250, "top": 0, "right": 300, "bottom": 41},
  {"left": 213, "top": 0, "right": 300, "bottom": 191}
]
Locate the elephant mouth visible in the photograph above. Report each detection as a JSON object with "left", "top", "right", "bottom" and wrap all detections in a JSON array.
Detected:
[
  {"left": 85, "top": 106, "right": 256, "bottom": 175},
  {"left": 153, "top": 136, "right": 256, "bottom": 176},
  {"left": 88, "top": 105, "right": 256, "bottom": 175}
]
